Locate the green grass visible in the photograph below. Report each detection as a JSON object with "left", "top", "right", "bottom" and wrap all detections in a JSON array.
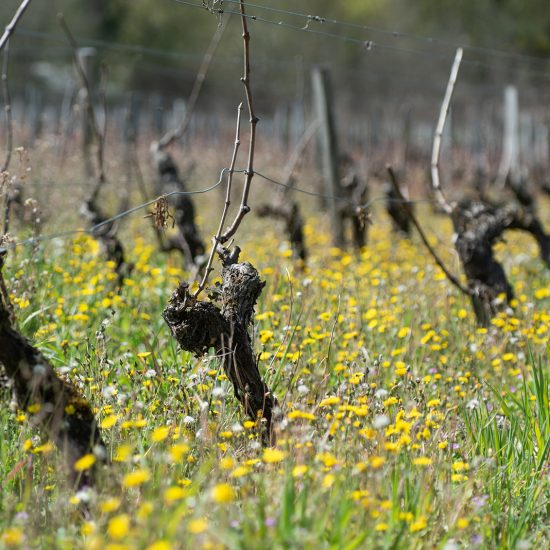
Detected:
[{"left": 1, "top": 210, "right": 549, "bottom": 549}]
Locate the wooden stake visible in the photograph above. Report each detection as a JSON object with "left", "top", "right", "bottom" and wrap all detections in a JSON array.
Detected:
[{"left": 311, "top": 65, "right": 345, "bottom": 247}]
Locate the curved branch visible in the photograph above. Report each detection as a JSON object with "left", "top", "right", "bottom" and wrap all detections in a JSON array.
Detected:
[
  {"left": 158, "top": 16, "right": 229, "bottom": 150},
  {"left": 1, "top": 40, "right": 12, "bottom": 174},
  {"left": 282, "top": 120, "right": 319, "bottom": 186},
  {"left": 220, "top": 0, "right": 258, "bottom": 243},
  {"left": 195, "top": 103, "right": 243, "bottom": 298},
  {"left": 431, "top": 48, "right": 462, "bottom": 215},
  {"left": 0, "top": 0, "right": 32, "bottom": 53},
  {"left": 58, "top": 13, "right": 105, "bottom": 192},
  {"left": 387, "top": 165, "right": 471, "bottom": 296}
]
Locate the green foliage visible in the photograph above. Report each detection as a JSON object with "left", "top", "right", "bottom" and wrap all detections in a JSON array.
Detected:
[{"left": 1, "top": 201, "right": 549, "bottom": 547}]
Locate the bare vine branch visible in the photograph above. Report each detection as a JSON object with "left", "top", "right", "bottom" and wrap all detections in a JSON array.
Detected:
[
  {"left": 431, "top": 47, "right": 462, "bottom": 215},
  {"left": 157, "top": 16, "right": 229, "bottom": 150},
  {"left": 219, "top": 0, "right": 258, "bottom": 243},
  {"left": 58, "top": 13, "right": 106, "bottom": 194},
  {"left": 194, "top": 0, "right": 258, "bottom": 296},
  {"left": 282, "top": 120, "right": 319, "bottom": 186},
  {"left": 194, "top": 103, "right": 243, "bottom": 297},
  {"left": 387, "top": 165, "right": 471, "bottom": 296},
  {"left": 1, "top": 40, "right": 13, "bottom": 236},
  {"left": 0, "top": 0, "right": 32, "bottom": 53},
  {"left": 1, "top": 40, "right": 12, "bottom": 174}
]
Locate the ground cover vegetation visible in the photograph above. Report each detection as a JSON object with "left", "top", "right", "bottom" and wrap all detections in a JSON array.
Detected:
[
  {"left": 0, "top": 2, "right": 549, "bottom": 550},
  {"left": 0, "top": 206, "right": 549, "bottom": 549}
]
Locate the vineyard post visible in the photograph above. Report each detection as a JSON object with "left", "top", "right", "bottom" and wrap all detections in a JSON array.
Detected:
[
  {"left": 498, "top": 85, "right": 519, "bottom": 184},
  {"left": 311, "top": 65, "right": 345, "bottom": 247},
  {"left": 77, "top": 47, "right": 98, "bottom": 180}
]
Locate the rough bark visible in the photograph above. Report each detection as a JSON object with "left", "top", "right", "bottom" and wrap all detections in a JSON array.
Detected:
[
  {"left": 80, "top": 198, "right": 131, "bottom": 286},
  {"left": 450, "top": 187, "right": 550, "bottom": 326},
  {"left": 452, "top": 200, "right": 516, "bottom": 325},
  {"left": 151, "top": 146, "right": 205, "bottom": 266},
  {"left": 0, "top": 251, "right": 104, "bottom": 487},
  {"left": 163, "top": 253, "right": 276, "bottom": 444},
  {"left": 383, "top": 179, "right": 412, "bottom": 236},
  {"left": 257, "top": 189, "right": 307, "bottom": 263},
  {"left": 339, "top": 155, "right": 368, "bottom": 250},
  {"left": 504, "top": 176, "right": 550, "bottom": 267}
]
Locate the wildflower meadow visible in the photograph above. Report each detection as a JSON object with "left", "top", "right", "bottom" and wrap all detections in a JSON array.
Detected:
[{"left": 1, "top": 1, "right": 549, "bottom": 549}]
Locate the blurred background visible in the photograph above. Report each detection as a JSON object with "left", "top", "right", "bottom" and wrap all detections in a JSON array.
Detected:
[{"left": 0, "top": 0, "right": 549, "bottom": 187}]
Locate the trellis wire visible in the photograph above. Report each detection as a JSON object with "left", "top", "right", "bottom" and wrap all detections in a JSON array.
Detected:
[
  {"left": 173, "top": 0, "right": 550, "bottom": 81},
  {"left": 0, "top": 167, "right": 434, "bottom": 254}
]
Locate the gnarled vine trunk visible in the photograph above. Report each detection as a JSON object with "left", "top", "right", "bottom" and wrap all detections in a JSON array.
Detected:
[
  {"left": 163, "top": 253, "right": 276, "bottom": 444},
  {"left": 0, "top": 251, "right": 104, "bottom": 487},
  {"left": 151, "top": 146, "right": 205, "bottom": 266}
]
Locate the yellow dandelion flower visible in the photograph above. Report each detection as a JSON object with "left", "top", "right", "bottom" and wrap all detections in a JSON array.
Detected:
[
  {"left": 164, "top": 486, "right": 186, "bottom": 503},
  {"left": 263, "top": 448, "right": 286, "bottom": 463},
  {"left": 370, "top": 456, "right": 386, "bottom": 469},
  {"left": 220, "top": 456, "right": 235, "bottom": 470},
  {"left": 74, "top": 454, "right": 96, "bottom": 472},
  {"left": 1, "top": 527, "right": 24, "bottom": 547},
  {"left": 452, "top": 461, "right": 470, "bottom": 472},
  {"left": 322, "top": 473, "right": 335, "bottom": 488},
  {"left": 122, "top": 469, "right": 150, "bottom": 488},
  {"left": 211, "top": 483, "right": 235, "bottom": 504},
  {"left": 457, "top": 518, "right": 469, "bottom": 529},
  {"left": 114, "top": 444, "right": 132, "bottom": 462},
  {"left": 151, "top": 426, "right": 170, "bottom": 442},
  {"left": 107, "top": 514, "right": 130, "bottom": 540},
  {"left": 412, "top": 457, "right": 432, "bottom": 467},
  {"left": 397, "top": 327, "right": 410, "bottom": 338},
  {"left": 409, "top": 516, "right": 427, "bottom": 532},
  {"left": 81, "top": 521, "right": 96, "bottom": 536},
  {"left": 101, "top": 415, "right": 118, "bottom": 429},
  {"left": 287, "top": 410, "right": 316, "bottom": 421},
  {"left": 292, "top": 465, "right": 308, "bottom": 478},
  {"left": 100, "top": 498, "right": 121, "bottom": 513},
  {"left": 319, "top": 396, "right": 340, "bottom": 407},
  {"left": 187, "top": 518, "right": 208, "bottom": 534},
  {"left": 230, "top": 466, "right": 251, "bottom": 478},
  {"left": 137, "top": 502, "right": 154, "bottom": 521},
  {"left": 169, "top": 443, "right": 190, "bottom": 462},
  {"left": 27, "top": 403, "right": 41, "bottom": 414}
]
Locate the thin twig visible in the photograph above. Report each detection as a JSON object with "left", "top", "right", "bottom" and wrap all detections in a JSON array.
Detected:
[
  {"left": 58, "top": 13, "right": 105, "bottom": 192},
  {"left": 1, "top": 40, "right": 13, "bottom": 237},
  {"left": 0, "top": 0, "right": 32, "bottom": 53},
  {"left": 194, "top": 103, "right": 243, "bottom": 297},
  {"left": 158, "top": 16, "right": 229, "bottom": 150},
  {"left": 282, "top": 119, "right": 319, "bottom": 186},
  {"left": 387, "top": 165, "right": 471, "bottom": 296},
  {"left": 1, "top": 40, "right": 12, "bottom": 174},
  {"left": 220, "top": 0, "right": 258, "bottom": 243},
  {"left": 431, "top": 47, "right": 462, "bottom": 215}
]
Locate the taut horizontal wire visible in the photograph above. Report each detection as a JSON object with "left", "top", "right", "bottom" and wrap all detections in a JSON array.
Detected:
[
  {"left": 173, "top": 0, "right": 550, "bottom": 81},
  {"left": 0, "top": 166, "right": 236, "bottom": 253},
  {"left": 8, "top": 29, "right": 446, "bottom": 91},
  {"left": 222, "top": 0, "right": 550, "bottom": 68},
  {"left": 0, "top": 166, "right": 432, "bottom": 253},
  {"left": 8, "top": 26, "right": 539, "bottom": 94}
]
